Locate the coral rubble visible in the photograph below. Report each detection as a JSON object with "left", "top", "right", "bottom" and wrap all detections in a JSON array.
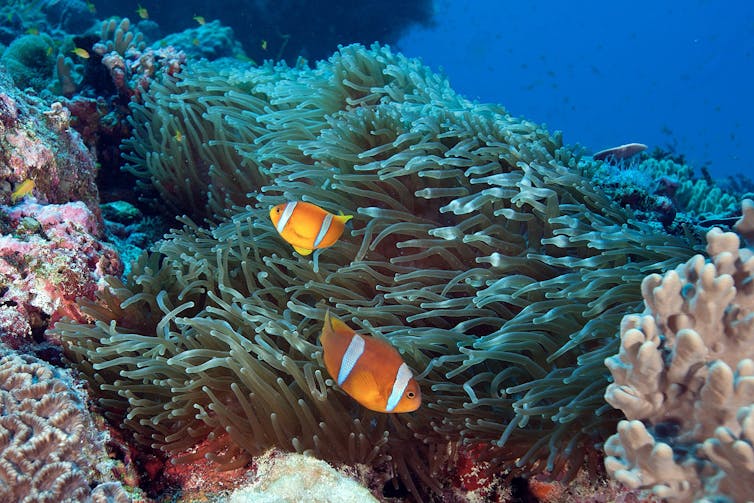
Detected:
[
  {"left": 604, "top": 199, "right": 754, "bottom": 502},
  {"left": 229, "top": 450, "right": 378, "bottom": 503}
]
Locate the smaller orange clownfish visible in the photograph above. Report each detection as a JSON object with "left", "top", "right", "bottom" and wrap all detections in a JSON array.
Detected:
[
  {"left": 320, "top": 311, "right": 421, "bottom": 413},
  {"left": 269, "top": 201, "right": 352, "bottom": 256}
]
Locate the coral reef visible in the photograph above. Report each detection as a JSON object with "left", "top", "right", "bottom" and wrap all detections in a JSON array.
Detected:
[
  {"left": 94, "top": 0, "right": 433, "bottom": 64},
  {"left": 0, "top": 65, "right": 101, "bottom": 220},
  {"left": 158, "top": 20, "right": 245, "bottom": 61},
  {"left": 98, "top": 17, "right": 146, "bottom": 56},
  {"left": 590, "top": 156, "right": 740, "bottom": 233},
  {"left": 604, "top": 199, "right": 754, "bottom": 502},
  {"left": 0, "top": 34, "right": 56, "bottom": 91},
  {"left": 54, "top": 43, "right": 704, "bottom": 499},
  {"left": 0, "top": 349, "right": 133, "bottom": 502},
  {"left": 40, "top": 0, "right": 97, "bottom": 34},
  {"left": 0, "top": 200, "right": 121, "bottom": 349}
]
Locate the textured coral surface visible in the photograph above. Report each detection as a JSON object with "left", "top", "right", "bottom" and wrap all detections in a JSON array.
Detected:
[
  {"left": 0, "top": 350, "right": 132, "bottom": 502},
  {"left": 0, "top": 67, "right": 101, "bottom": 221},
  {"left": 604, "top": 200, "right": 754, "bottom": 502}
]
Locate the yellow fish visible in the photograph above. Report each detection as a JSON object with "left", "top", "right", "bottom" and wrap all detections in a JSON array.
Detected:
[
  {"left": 86, "top": 0, "right": 96, "bottom": 13},
  {"left": 174, "top": 130, "right": 183, "bottom": 142},
  {"left": 11, "top": 179, "right": 34, "bottom": 203},
  {"left": 261, "top": 39, "right": 268, "bottom": 51},
  {"left": 320, "top": 311, "right": 421, "bottom": 413},
  {"left": 193, "top": 15, "right": 206, "bottom": 25},
  {"left": 269, "top": 201, "right": 352, "bottom": 256},
  {"left": 72, "top": 47, "right": 89, "bottom": 59},
  {"left": 136, "top": 4, "right": 148, "bottom": 19}
]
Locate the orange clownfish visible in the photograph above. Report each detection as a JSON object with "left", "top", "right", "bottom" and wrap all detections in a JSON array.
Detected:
[
  {"left": 320, "top": 311, "right": 421, "bottom": 413},
  {"left": 269, "top": 201, "right": 352, "bottom": 256}
]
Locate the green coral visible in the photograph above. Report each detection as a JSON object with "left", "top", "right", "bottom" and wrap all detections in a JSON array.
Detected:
[
  {"left": 0, "top": 34, "right": 55, "bottom": 91},
  {"left": 54, "top": 44, "right": 702, "bottom": 496}
]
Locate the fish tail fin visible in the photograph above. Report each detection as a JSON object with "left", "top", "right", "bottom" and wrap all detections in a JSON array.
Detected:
[{"left": 337, "top": 212, "right": 354, "bottom": 224}]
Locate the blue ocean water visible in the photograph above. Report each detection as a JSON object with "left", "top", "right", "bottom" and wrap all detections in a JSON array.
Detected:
[
  {"left": 397, "top": 0, "right": 754, "bottom": 179},
  {"left": 80, "top": 0, "right": 753, "bottom": 180}
]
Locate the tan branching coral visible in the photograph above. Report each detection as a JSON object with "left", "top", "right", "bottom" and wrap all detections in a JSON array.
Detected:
[
  {"left": 56, "top": 44, "right": 702, "bottom": 497},
  {"left": 97, "top": 18, "right": 145, "bottom": 57},
  {"left": 604, "top": 199, "right": 754, "bottom": 502},
  {"left": 0, "top": 350, "right": 132, "bottom": 502}
]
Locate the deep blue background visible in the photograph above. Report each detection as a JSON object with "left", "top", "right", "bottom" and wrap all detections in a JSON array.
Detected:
[{"left": 397, "top": 0, "right": 754, "bottom": 179}]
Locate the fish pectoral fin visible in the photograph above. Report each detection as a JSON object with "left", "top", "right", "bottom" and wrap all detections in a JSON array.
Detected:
[
  {"left": 344, "top": 369, "right": 384, "bottom": 411},
  {"left": 293, "top": 245, "right": 314, "bottom": 256}
]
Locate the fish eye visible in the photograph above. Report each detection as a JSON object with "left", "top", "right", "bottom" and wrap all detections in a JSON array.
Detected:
[{"left": 407, "top": 392, "right": 415, "bottom": 399}]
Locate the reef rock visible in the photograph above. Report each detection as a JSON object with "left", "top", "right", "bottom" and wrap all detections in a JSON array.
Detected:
[
  {"left": 0, "top": 200, "right": 121, "bottom": 350},
  {"left": 0, "top": 65, "right": 101, "bottom": 223}
]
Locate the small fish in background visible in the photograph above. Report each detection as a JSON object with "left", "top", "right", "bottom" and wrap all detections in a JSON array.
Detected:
[
  {"left": 269, "top": 201, "right": 352, "bottom": 256},
  {"left": 10, "top": 179, "right": 34, "bottom": 204},
  {"left": 320, "top": 311, "right": 421, "bottom": 413},
  {"left": 174, "top": 130, "right": 183, "bottom": 142},
  {"left": 261, "top": 39, "right": 268, "bottom": 51},
  {"left": 25, "top": 27, "right": 39, "bottom": 35},
  {"left": 85, "top": 0, "right": 96, "bottom": 14},
  {"left": 593, "top": 142, "right": 647, "bottom": 164},
  {"left": 136, "top": 4, "right": 149, "bottom": 19},
  {"left": 193, "top": 15, "right": 206, "bottom": 25},
  {"left": 71, "top": 47, "right": 89, "bottom": 59}
]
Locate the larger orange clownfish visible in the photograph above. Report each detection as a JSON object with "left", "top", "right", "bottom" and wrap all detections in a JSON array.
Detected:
[
  {"left": 269, "top": 201, "right": 353, "bottom": 256},
  {"left": 320, "top": 311, "right": 421, "bottom": 413}
]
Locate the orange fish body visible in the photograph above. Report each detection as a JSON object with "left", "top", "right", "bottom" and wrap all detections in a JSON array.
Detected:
[
  {"left": 320, "top": 311, "right": 421, "bottom": 413},
  {"left": 269, "top": 201, "right": 352, "bottom": 256}
]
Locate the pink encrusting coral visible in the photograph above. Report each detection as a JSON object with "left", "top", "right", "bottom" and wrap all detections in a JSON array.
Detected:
[{"left": 0, "top": 200, "right": 122, "bottom": 348}]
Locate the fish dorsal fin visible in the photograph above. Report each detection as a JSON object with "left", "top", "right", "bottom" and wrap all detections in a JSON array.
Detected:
[
  {"left": 293, "top": 245, "right": 313, "bottom": 256},
  {"left": 326, "top": 312, "right": 350, "bottom": 335}
]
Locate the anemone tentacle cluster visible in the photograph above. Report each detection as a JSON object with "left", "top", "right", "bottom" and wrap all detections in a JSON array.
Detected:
[{"left": 54, "top": 43, "right": 700, "bottom": 496}]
